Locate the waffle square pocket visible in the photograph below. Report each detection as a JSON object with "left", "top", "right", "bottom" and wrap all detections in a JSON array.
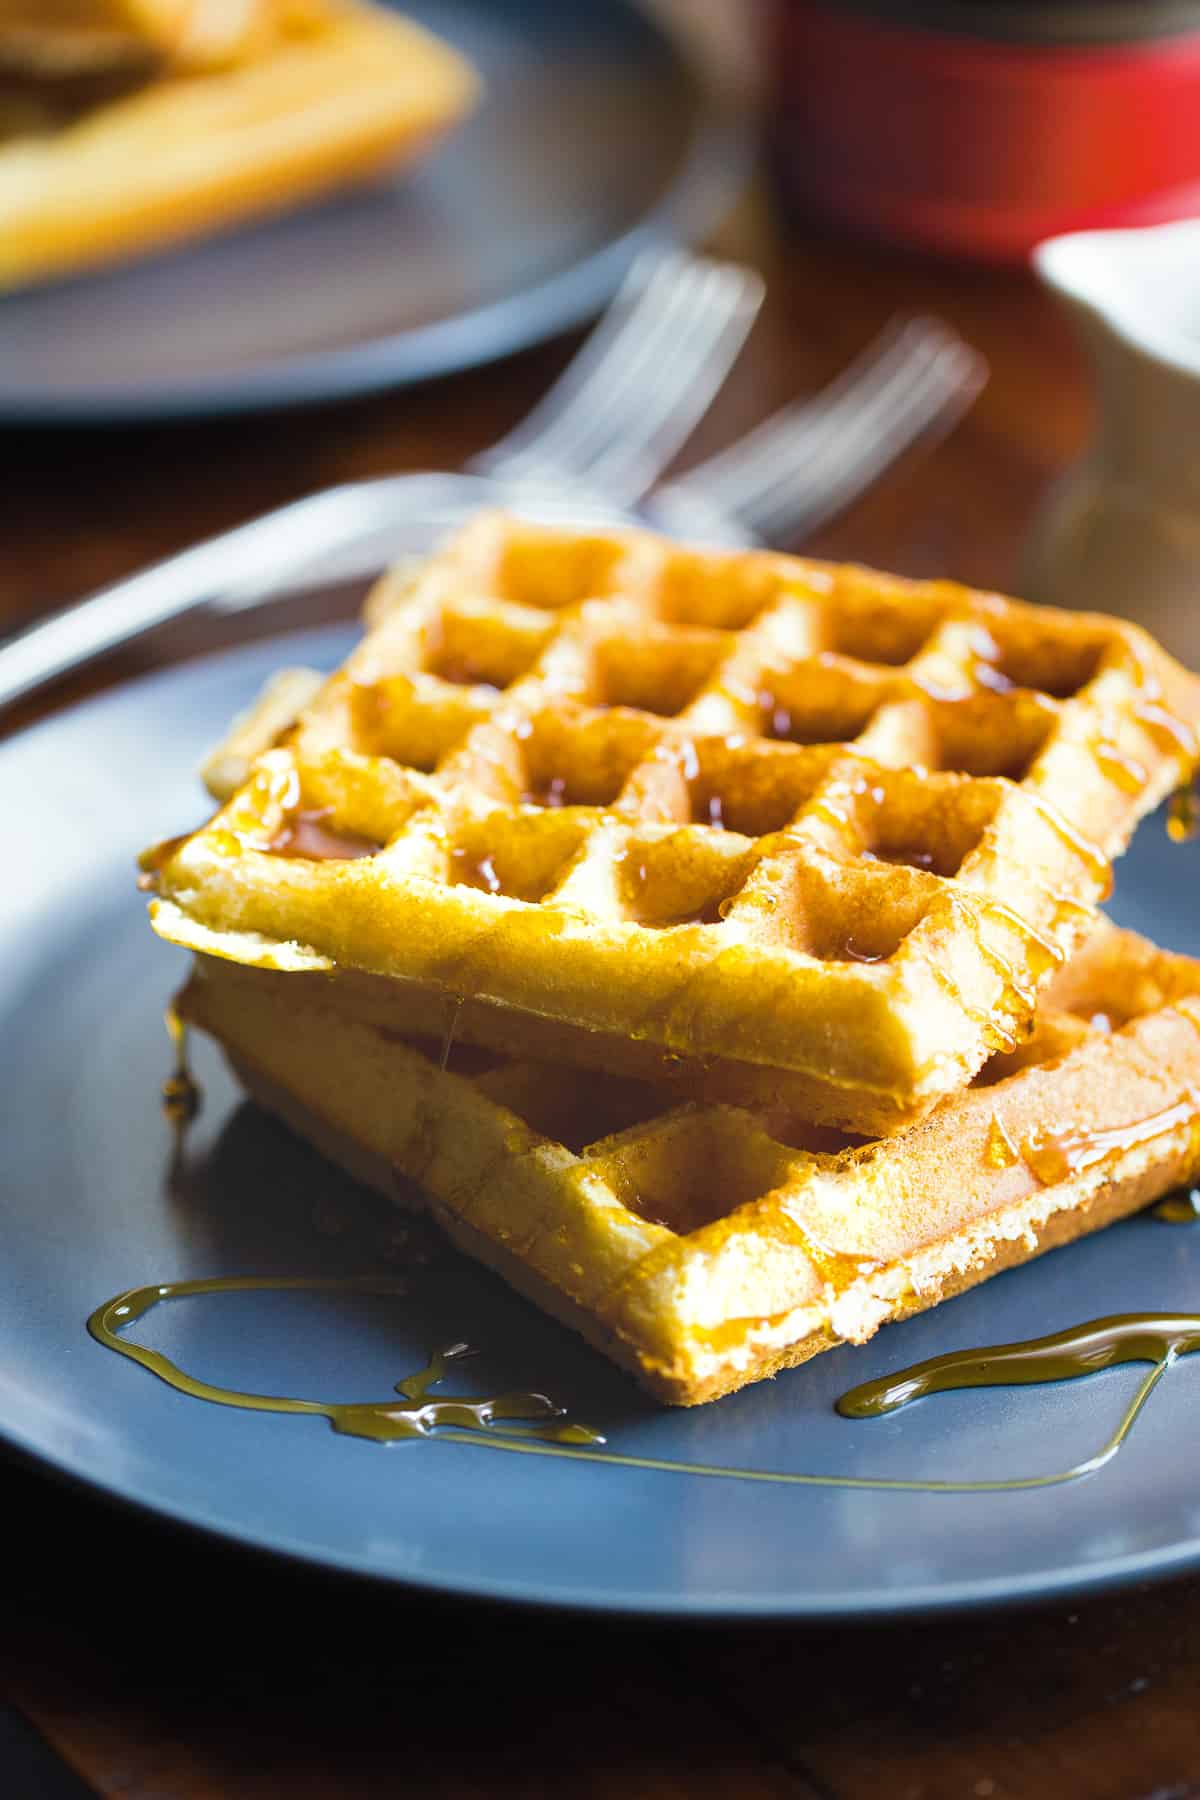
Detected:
[{"left": 146, "top": 514, "right": 1200, "bottom": 1135}]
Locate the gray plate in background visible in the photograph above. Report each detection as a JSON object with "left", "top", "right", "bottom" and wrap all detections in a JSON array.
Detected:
[{"left": 0, "top": 0, "right": 746, "bottom": 421}]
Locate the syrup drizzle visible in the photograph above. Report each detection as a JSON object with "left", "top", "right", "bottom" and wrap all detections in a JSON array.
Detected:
[
  {"left": 973, "top": 896, "right": 1065, "bottom": 970},
  {"left": 266, "top": 809, "right": 381, "bottom": 862},
  {"left": 942, "top": 890, "right": 1065, "bottom": 1039},
  {"left": 1153, "top": 1186, "right": 1200, "bottom": 1224},
  {"left": 450, "top": 848, "right": 502, "bottom": 894},
  {"left": 525, "top": 775, "right": 569, "bottom": 809},
  {"left": 984, "top": 1112, "right": 1020, "bottom": 1169},
  {"left": 843, "top": 938, "right": 884, "bottom": 965},
  {"left": 1045, "top": 890, "right": 1097, "bottom": 928},
  {"left": 931, "top": 960, "right": 1017, "bottom": 1055},
  {"left": 808, "top": 797, "right": 853, "bottom": 835},
  {"left": 1094, "top": 741, "right": 1148, "bottom": 796},
  {"left": 1168, "top": 783, "right": 1199, "bottom": 845},
  {"left": 88, "top": 1273, "right": 1168, "bottom": 1494},
  {"left": 88, "top": 1279, "right": 602, "bottom": 1447},
  {"left": 136, "top": 830, "right": 195, "bottom": 894},
  {"left": 1121, "top": 658, "right": 1200, "bottom": 844},
  {"left": 1133, "top": 698, "right": 1200, "bottom": 764},
  {"left": 971, "top": 659, "right": 1014, "bottom": 695},
  {"left": 1122, "top": 645, "right": 1200, "bottom": 756},
  {"left": 1021, "top": 1091, "right": 1200, "bottom": 1186},
  {"left": 866, "top": 846, "right": 937, "bottom": 871},
  {"left": 1021, "top": 790, "right": 1112, "bottom": 895},
  {"left": 162, "top": 1011, "right": 201, "bottom": 1132},
  {"left": 969, "top": 924, "right": 1037, "bottom": 1014},
  {"left": 836, "top": 1314, "right": 1200, "bottom": 1420}
]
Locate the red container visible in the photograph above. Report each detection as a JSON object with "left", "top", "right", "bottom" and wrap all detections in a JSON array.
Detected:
[{"left": 769, "top": 2, "right": 1200, "bottom": 262}]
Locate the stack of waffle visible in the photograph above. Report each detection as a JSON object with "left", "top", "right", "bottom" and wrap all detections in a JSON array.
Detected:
[{"left": 142, "top": 512, "right": 1200, "bottom": 1404}]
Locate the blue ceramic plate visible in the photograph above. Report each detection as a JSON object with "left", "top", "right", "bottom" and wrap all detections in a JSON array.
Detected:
[
  {"left": 0, "top": 0, "right": 745, "bottom": 422},
  {"left": 5, "top": 623, "right": 1200, "bottom": 1620}
]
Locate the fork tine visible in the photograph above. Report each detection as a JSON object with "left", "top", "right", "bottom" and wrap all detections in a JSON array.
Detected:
[
  {"left": 683, "top": 317, "right": 949, "bottom": 502},
  {"left": 550, "top": 263, "right": 764, "bottom": 500},
  {"left": 713, "top": 327, "right": 962, "bottom": 511},
  {"left": 661, "top": 317, "right": 985, "bottom": 543},
  {"left": 475, "top": 249, "right": 687, "bottom": 473},
  {"left": 742, "top": 339, "right": 986, "bottom": 543},
  {"left": 489, "top": 260, "right": 724, "bottom": 477},
  {"left": 475, "top": 248, "right": 762, "bottom": 501},
  {"left": 737, "top": 357, "right": 979, "bottom": 543}
]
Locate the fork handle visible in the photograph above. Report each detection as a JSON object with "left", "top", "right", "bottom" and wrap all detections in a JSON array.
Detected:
[
  {"left": 0, "top": 485, "right": 384, "bottom": 714},
  {"left": 0, "top": 477, "right": 640, "bottom": 715}
]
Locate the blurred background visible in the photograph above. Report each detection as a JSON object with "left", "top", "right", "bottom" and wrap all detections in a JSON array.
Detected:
[{"left": 6, "top": 0, "right": 1200, "bottom": 704}]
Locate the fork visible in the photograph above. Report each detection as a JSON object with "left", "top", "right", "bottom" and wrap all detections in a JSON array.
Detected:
[
  {"left": 0, "top": 247, "right": 762, "bottom": 712},
  {"left": 646, "top": 315, "right": 986, "bottom": 545},
  {"left": 472, "top": 247, "right": 764, "bottom": 504},
  {"left": 190, "top": 313, "right": 984, "bottom": 595},
  {"left": 0, "top": 307, "right": 985, "bottom": 714}
]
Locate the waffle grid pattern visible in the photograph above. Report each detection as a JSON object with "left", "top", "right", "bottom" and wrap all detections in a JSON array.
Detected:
[
  {"left": 151, "top": 513, "right": 1200, "bottom": 1134},
  {"left": 183, "top": 924, "right": 1200, "bottom": 1404}
]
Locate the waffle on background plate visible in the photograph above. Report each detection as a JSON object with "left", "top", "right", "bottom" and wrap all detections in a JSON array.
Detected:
[
  {"left": 0, "top": 0, "right": 477, "bottom": 288},
  {"left": 143, "top": 514, "right": 1200, "bottom": 1405}
]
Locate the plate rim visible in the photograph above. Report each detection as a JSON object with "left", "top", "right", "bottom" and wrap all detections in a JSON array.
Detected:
[
  {"left": 7, "top": 632, "right": 1200, "bottom": 1624},
  {"left": 9, "top": 1394, "right": 1200, "bottom": 1624}
]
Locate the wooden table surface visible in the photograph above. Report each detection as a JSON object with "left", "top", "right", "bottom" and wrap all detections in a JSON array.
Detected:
[{"left": 5, "top": 197, "right": 1200, "bottom": 1800}]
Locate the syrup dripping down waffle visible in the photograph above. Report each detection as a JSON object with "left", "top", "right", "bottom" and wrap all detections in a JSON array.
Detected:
[
  {"left": 146, "top": 512, "right": 1200, "bottom": 1136},
  {"left": 178, "top": 922, "right": 1200, "bottom": 1406}
]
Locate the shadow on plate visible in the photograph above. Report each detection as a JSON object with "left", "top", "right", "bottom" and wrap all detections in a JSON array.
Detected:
[{"left": 160, "top": 1094, "right": 658, "bottom": 1437}]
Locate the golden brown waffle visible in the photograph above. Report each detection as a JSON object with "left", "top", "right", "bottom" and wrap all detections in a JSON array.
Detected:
[
  {"left": 0, "top": 2, "right": 191, "bottom": 75},
  {"left": 147, "top": 512, "right": 1200, "bottom": 1136},
  {"left": 178, "top": 921, "right": 1200, "bottom": 1405},
  {"left": 0, "top": 0, "right": 477, "bottom": 288}
]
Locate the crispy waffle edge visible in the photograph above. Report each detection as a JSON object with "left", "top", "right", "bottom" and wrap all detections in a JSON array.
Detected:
[
  {"left": 147, "top": 514, "right": 1200, "bottom": 1137},
  {"left": 176, "top": 923, "right": 1200, "bottom": 1406}
]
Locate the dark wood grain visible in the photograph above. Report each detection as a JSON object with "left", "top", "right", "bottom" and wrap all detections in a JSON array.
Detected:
[
  {"left": 13, "top": 196, "right": 1196, "bottom": 1800},
  {"left": 4, "top": 1448, "right": 1200, "bottom": 1800}
]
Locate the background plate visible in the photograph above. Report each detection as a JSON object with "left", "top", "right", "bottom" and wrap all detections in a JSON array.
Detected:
[
  {"left": 5, "top": 623, "right": 1200, "bottom": 1620},
  {"left": 0, "top": 0, "right": 744, "bottom": 422}
]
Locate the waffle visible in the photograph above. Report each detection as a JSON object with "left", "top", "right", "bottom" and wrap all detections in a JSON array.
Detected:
[
  {"left": 0, "top": 2, "right": 192, "bottom": 76},
  {"left": 0, "top": 2, "right": 281, "bottom": 75},
  {"left": 177, "top": 921, "right": 1200, "bottom": 1405},
  {"left": 0, "top": 0, "right": 478, "bottom": 289},
  {"left": 147, "top": 512, "right": 1200, "bottom": 1136}
]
